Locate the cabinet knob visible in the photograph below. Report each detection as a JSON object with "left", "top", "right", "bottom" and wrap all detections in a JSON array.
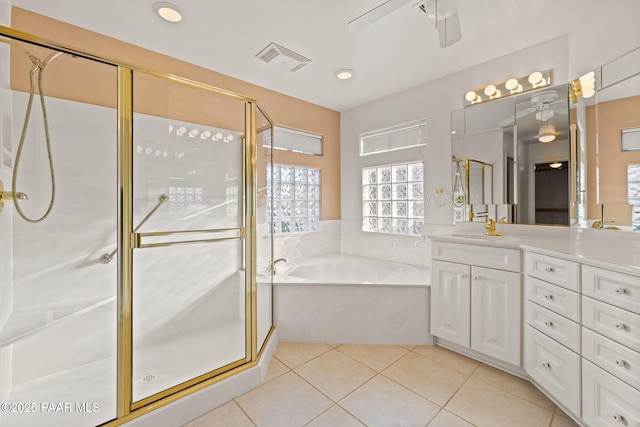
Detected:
[
  {"left": 541, "top": 362, "right": 551, "bottom": 368},
  {"left": 615, "top": 287, "right": 626, "bottom": 295},
  {"left": 473, "top": 276, "right": 479, "bottom": 280},
  {"left": 544, "top": 294, "right": 554, "bottom": 300},
  {"left": 615, "top": 359, "right": 627, "bottom": 368},
  {"left": 544, "top": 321, "right": 553, "bottom": 328},
  {"left": 461, "top": 274, "right": 468, "bottom": 278},
  {"left": 615, "top": 322, "right": 626, "bottom": 331},
  {"left": 545, "top": 266, "right": 554, "bottom": 273},
  {"left": 612, "top": 414, "right": 624, "bottom": 423}
]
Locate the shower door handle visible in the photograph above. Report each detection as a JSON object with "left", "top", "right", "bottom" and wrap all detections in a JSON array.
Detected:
[{"left": 132, "top": 227, "right": 245, "bottom": 249}]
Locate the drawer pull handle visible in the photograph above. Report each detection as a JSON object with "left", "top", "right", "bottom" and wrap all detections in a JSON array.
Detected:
[
  {"left": 545, "top": 266, "right": 554, "bottom": 273},
  {"left": 544, "top": 321, "right": 553, "bottom": 328},
  {"left": 544, "top": 294, "right": 554, "bottom": 300},
  {"left": 615, "top": 322, "right": 626, "bottom": 331},
  {"left": 615, "top": 287, "right": 626, "bottom": 295},
  {"left": 615, "top": 359, "right": 627, "bottom": 368},
  {"left": 541, "top": 362, "right": 551, "bottom": 368},
  {"left": 612, "top": 414, "right": 624, "bottom": 423}
]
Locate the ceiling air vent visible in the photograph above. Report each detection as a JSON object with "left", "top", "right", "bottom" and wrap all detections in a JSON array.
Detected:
[{"left": 255, "top": 42, "right": 311, "bottom": 72}]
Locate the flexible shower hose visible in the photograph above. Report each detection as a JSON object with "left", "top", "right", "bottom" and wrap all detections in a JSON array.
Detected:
[{"left": 11, "top": 51, "right": 62, "bottom": 223}]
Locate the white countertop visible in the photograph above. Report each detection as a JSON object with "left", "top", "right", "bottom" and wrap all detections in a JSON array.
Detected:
[{"left": 429, "top": 225, "right": 640, "bottom": 276}]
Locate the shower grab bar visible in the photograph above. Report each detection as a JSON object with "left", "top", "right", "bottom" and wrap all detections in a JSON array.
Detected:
[{"left": 101, "top": 194, "right": 168, "bottom": 264}]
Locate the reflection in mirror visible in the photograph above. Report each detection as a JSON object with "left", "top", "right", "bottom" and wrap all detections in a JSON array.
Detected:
[
  {"left": 451, "top": 83, "right": 571, "bottom": 226},
  {"left": 587, "top": 46, "right": 640, "bottom": 231}
]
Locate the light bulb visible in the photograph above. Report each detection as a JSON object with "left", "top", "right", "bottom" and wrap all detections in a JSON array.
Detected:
[
  {"left": 465, "top": 91, "right": 481, "bottom": 103},
  {"left": 484, "top": 84, "right": 501, "bottom": 99},
  {"left": 529, "top": 71, "right": 547, "bottom": 88},
  {"left": 505, "top": 78, "right": 523, "bottom": 94}
]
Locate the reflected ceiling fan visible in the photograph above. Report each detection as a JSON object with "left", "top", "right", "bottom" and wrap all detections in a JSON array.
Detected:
[
  {"left": 348, "top": 0, "right": 462, "bottom": 48},
  {"left": 515, "top": 89, "right": 568, "bottom": 121}
]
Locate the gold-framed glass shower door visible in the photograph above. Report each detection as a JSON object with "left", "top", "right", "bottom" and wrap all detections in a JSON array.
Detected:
[{"left": 129, "top": 71, "right": 252, "bottom": 405}]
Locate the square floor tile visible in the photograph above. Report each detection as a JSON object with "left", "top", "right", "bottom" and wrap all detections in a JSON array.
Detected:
[
  {"left": 295, "top": 350, "right": 376, "bottom": 401},
  {"left": 471, "top": 363, "right": 554, "bottom": 410},
  {"left": 182, "top": 401, "right": 254, "bottom": 427},
  {"left": 340, "top": 374, "right": 440, "bottom": 427},
  {"left": 413, "top": 345, "right": 480, "bottom": 376},
  {"left": 445, "top": 378, "right": 553, "bottom": 427},
  {"left": 264, "top": 357, "right": 290, "bottom": 383},
  {"left": 551, "top": 408, "right": 580, "bottom": 427},
  {"left": 337, "top": 344, "right": 409, "bottom": 372},
  {"left": 274, "top": 342, "right": 333, "bottom": 369},
  {"left": 235, "top": 371, "right": 331, "bottom": 427},
  {"left": 383, "top": 352, "right": 468, "bottom": 406},
  {"left": 428, "top": 409, "right": 474, "bottom": 427},
  {"left": 305, "top": 405, "right": 365, "bottom": 427}
]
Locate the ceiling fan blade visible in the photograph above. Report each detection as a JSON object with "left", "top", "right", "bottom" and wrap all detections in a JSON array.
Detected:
[
  {"left": 437, "top": 9, "right": 461, "bottom": 47},
  {"left": 348, "top": 0, "right": 414, "bottom": 32}
]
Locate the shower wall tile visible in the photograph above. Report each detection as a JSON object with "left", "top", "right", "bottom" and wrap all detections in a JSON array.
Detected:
[
  {"left": 340, "top": 219, "right": 448, "bottom": 268},
  {"left": 271, "top": 219, "right": 340, "bottom": 265}
]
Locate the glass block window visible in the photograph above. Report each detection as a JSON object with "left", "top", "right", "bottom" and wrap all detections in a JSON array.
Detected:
[
  {"left": 362, "top": 162, "right": 424, "bottom": 236},
  {"left": 267, "top": 164, "right": 320, "bottom": 233}
]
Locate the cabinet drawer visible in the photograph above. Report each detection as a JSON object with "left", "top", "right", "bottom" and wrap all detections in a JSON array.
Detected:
[
  {"left": 526, "top": 302, "right": 580, "bottom": 353},
  {"left": 525, "top": 252, "right": 579, "bottom": 291},
  {"left": 525, "top": 326, "right": 581, "bottom": 416},
  {"left": 432, "top": 241, "right": 520, "bottom": 272},
  {"left": 583, "top": 327, "right": 640, "bottom": 390},
  {"left": 583, "top": 265, "right": 640, "bottom": 315},
  {"left": 582, "top": 360, "right": 640, "bottom": 427},
  {"left": 583, "top": 296, "right": 640, "bottom": 353},
  {"left": 526, "top": 276, "right": 580, "bottom": 321}
]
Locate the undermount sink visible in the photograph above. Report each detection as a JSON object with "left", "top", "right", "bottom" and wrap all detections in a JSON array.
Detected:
[{"left": 450, "top": 233, "right": 520, "bottom": 243}]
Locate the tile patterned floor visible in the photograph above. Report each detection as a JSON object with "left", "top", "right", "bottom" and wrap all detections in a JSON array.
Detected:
[{"left": 183, "top": 343, "right": 580, "bottom": 427}]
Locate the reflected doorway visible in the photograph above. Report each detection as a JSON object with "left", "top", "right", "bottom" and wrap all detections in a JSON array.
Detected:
[{"left": 534, "top": 161, "right": 569, "bottom": 225}]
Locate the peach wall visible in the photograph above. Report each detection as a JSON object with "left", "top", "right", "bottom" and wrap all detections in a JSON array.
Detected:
[
  {"left": 10, "top": 7, "right": 340, "bottom": 219},
  {"left": 586, "top": 95, "right": 640, "bottom": 225}
]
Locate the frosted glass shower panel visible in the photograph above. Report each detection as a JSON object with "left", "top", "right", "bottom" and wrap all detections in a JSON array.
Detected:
[
  {"left": 2, "top": 39, "right": 117, "bottom": 427},
  {"left": 132, "top": 240, "right": 246, "bottom": 402},
  {"left": 133, "top": 73, "right": 246, "bottom": 232}
]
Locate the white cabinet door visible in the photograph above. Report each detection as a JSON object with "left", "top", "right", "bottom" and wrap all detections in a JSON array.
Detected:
[
  {"left": 431, "top": 260, "right": 470, "bottom": 347},
  {"left": 525, "top": 326, "right": 581, "bottom": 417},
  {"left": 471, "top": 266, "right": 522, "bottom": 366}
]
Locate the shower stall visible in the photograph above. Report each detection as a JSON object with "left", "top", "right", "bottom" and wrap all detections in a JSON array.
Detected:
[{"left": 0, "top": 26, "right": 274, "bottom": 427}]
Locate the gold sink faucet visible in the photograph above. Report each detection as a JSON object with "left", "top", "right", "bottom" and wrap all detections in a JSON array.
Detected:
[{"left": 484, "top": 218, "right": 504, "bottom": 237}]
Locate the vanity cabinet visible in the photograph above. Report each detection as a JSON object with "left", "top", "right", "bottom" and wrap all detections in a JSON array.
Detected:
[
  {"left": 581, "top": 265, "right": 640, "bottom": 427},
  {"left": 431, "top": 241, "right": 521, "bottom": 366},
  {"left": 524, "top": 251, "right": 581, "bottom": 417}
]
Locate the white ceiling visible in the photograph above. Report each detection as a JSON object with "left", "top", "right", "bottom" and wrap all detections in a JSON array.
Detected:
[{"left": 7, "top": 0, "right": 628, "bottom": 112}]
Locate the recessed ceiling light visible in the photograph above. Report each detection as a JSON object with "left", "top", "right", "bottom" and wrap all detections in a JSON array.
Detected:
[
  {"left": 152, "top": 2, "right": 182, "bottom": 23},
  {"left": 335, "top": 69, "right": 354, "bottom": 80}
]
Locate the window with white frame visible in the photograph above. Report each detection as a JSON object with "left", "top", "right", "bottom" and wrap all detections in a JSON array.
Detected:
[
  {"left": 362, "top": 162, "right": 424, "bottom": 235},
  {"left": 267, "top": 164, "right": 320, "bottom": 233},
  {"left": 360, "top": 119, "right": 427, "bottom": 156}
]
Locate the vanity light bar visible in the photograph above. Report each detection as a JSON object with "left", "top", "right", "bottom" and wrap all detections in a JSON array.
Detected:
[{"left": 463, "top": 70, "right": 552, "bottom": 106}]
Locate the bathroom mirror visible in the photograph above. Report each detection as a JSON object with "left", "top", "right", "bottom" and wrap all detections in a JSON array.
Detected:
[
  {"left": 451, "top": 83, "right": 572, "bottom": 225},
  {"left": 585, "top": 46, "right": 640, "bottom": 231}
]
